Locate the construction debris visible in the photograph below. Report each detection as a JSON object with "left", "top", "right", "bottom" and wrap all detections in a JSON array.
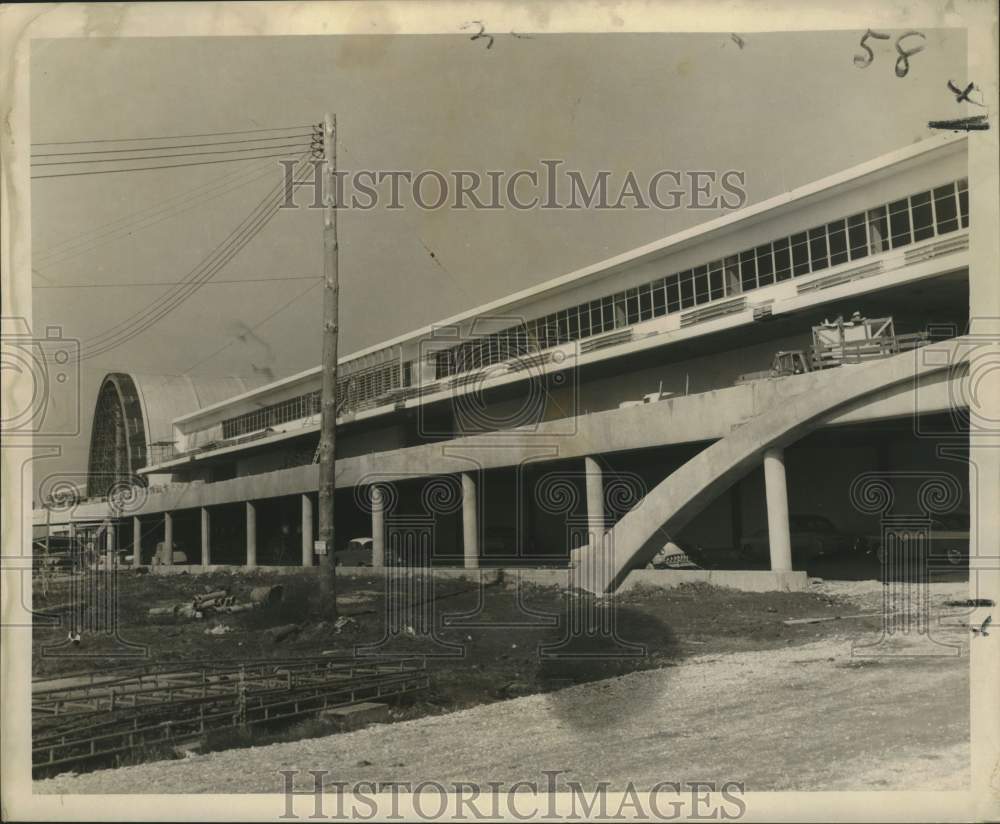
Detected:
[
  {"left": 147, "top": 585, "right": 280, "bottom": 620},
  {"left": 250, "top": 585, "right": 284, "bottom": 606},
  {"left": 32, "top": 656, "right": 429, "bottom": 777},
  {"left": 782, "top": 612, "right": 891, "bottom": 626},
  {"left": 333, "top": 616, "right": 358, "bottom": 634}
]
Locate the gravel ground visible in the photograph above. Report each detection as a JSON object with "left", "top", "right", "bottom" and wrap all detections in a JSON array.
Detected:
[{"left": 36, "top": 588, "right": 970, "bottom": 795}]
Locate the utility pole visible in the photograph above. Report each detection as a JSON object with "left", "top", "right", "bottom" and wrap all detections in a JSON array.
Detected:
[{"left": 318, "top": 112, "right": 339, "bottom": 614}]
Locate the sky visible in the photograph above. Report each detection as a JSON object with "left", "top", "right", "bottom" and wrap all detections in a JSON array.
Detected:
[{"left": 29, "top": 29, "right": 967, "bottom": 491}]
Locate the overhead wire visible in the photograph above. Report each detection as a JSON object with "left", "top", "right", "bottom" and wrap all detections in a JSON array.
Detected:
[
  {"left": 34, "top": 157, "right": 284, "bottom": 267},
  {"left": 76, "top": 152, "right": 318, "bottom": 360},
  {"left": 31, "top": 141, "right": 311, "bottom": 167},
  {"left": 31, "top": 124, "right": 316, "bottom": 147},
  {"left": 181, "top": 280, "right": 323, "bottom": 375},
  {"left": 33, "top": 275, "right": 322, "bottom": 289},
  {"left": 32, "top": 132, "right": 315, "bottom": 157},
  {"left": 31, "top": 149, "right": 310, "bottom": 180}
]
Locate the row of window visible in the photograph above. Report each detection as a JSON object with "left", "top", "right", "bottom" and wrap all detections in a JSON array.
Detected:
[
  {"left": 220, "top": 360, "right": 408, "bottom": 440},
  {"left": 435, "top": 178, "right": 969, "bottom": 379},
  {"left": 221, "top": 392, "right": 322, "bottom": 440}
]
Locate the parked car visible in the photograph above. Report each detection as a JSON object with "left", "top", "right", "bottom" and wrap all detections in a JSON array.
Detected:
[
  {"left": 867, "top": 512, "right": 969, "bottom": 566},
  {"left": 332, "top": 537, "right": 408, "bottom": 567},
  {"left": 333, "top": 537, "right": 375, "bottom": 567},
  {"left": 741, "top": 514, "right": 864, "bottom": 562},
  {"left": 151, "top": 543, "right": 189, "bottom": 566},
  {"left": 647, "top": 541, "right": 701, "bottom": 569}
]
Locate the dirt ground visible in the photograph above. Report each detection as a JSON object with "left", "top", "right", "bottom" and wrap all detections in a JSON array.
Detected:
[{"left": 31, "top": 570, "right": 972, "bottom": 791}]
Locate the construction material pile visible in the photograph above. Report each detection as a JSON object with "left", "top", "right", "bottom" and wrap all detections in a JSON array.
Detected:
[
  {"left": 146, "top": 584, "right": 284, "bottom": 620},
  {"left": 32, "top": 655, "right": 428, "bottom": 777}
]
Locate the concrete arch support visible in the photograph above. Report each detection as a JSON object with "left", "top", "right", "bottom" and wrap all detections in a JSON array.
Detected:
[{"left": 570, "top": 339, "right": 968, "bottom": 592}]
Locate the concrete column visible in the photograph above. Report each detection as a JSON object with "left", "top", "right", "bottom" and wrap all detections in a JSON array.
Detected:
[
  {"left": 763, "top": 448, "right": 793, "bottom": 572},
  {"left": 584, "top": 456, "right": 605, "bottom": 540},
  {"left": 106, "top": 522, "right": 116, "bottom": 568},
  {"left": 371, "top": 485, "right": 386, "bottom": 568},
  {"left": 201, "top": 507, "right": 211, "bottom": 568},
  {"left": 461, "top": 473, "right": 479, "bottom": 569},
  {"left": 730, "top": 481, "right": 743, "bottom": 551},
  {"left": 163, "top": 511, "right": 173, "bottom": 566},
  {"left": 132, "top": 516, "right": 141, "bottom": 566},
  {"left": 246, "top": 501, "right": 257, "bottom": 569},
  {"left": 301, "top": 494, "right": 314, "bottom": 567}
]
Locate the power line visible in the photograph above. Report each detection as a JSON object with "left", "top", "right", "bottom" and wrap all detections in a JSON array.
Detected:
[
  {"left": 35, "top": 158, "right": 281, "bottom": 267},
  {"left": 182, "top": 280, "right": 322, "bottom": 375},
  {"left": 32, "top": 132, "right": 315, "bottom": 157},
  {"left": 77, "top": 155, "right": 316, "bottom": 360},
  {"left": 33, "top": 141, "right": 310, "bottom": 168},
  {"left": 78, "top": 161, "right": 303, "bottom": 353},
  {"left": 31, "top": 124, "right": 317, "bottom": 147},
  {"left": 34, "top": 275, "right": 321, "bottom": 289},
  {"left": 31, "top": 140, "right": 310, "bottom": 168},
  {"left": 31, "top": 149, "right": 309, "bottom": 180}
]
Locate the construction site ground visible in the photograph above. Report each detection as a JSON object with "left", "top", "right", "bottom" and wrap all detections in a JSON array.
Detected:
[{"left": 32, "top": 570, "right": 972, "bottom": 792}]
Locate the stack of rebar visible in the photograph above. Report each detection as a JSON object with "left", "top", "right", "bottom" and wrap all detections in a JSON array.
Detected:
[{"left": 32, "top": 656, "right": 428, "bottom": 776}]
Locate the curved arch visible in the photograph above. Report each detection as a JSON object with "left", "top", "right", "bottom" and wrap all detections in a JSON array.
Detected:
[
  {"left": 570, "top": 338, "right": 968, "bottom": 592},
  {"left": 86, "top": 372, "right": 270, "bottom": 498},
  {"left": 86, "top": 373, "right": 147, "bottom": 498}
]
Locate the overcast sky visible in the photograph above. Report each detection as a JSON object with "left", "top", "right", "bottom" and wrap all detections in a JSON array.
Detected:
[{"left": 29, "top": 30, "right": 966, "bottom": 490}]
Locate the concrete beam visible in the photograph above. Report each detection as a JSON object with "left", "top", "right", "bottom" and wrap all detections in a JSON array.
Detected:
[
  {"left": 371, "top": 485, "right": 386, "bottom": 568},
  {"left": 201, "top": 507, "right": 211, "bottom": 568},
  {"left": 246, "top": 501, "right": 257, "bottom": 569},
  {"left": 763, "top": 448, "right": 793, "bottom": 572},
  {"left": 72, "top": 338, "right": 965, "bottom": 527},
  {"left": 301, "top": 494, "right": 313, "bottom": 567},
  {"left": 462, "top": 473, "right": 479, "bottom": 569}
]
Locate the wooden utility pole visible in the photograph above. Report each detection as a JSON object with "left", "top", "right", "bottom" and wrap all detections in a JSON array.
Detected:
[{"left": 317, "top": 112, "right": 339, "bottom": 614}]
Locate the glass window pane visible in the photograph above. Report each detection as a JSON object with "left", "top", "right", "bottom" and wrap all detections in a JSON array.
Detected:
[
  {"left": 755, "top": 244, "right": 774, "bottom": 286},
  {"left": 847, "top": 213, "right": 868, "bottom": 260},
  {"left": 567, "top": 307, "right": 580, "bottom": 340},
  {"left": 708, "top": 261, "right": 724, "bottom": 299},
  {"left": 957, "top": 178, "right": 968, "bottom": 228},
  {"left": 639, "top": 283, "right": 653, "bottom": 320},
  {"left": 679, "top": 271, "right": 695, "bottom": 308},
  {"left": 666, "top": 275, "right": 681, "bottom": 312},
  {"left": 791, "top": 232, "right": 810, "bottom": 276},
  {"left": 601, "top": 297, "right": 615, "bottom": 332},
  {"left": 827, "top": 219, "right": 848, "bottom": 265},
  {"left": 772, "top": 237, "right": 791, "bottom": 281},
  {"left": 934, "top": 184, "right": 958, "bottom": 234},
  {"left": 652, "top": 279, "right": 667, "bottom": 315},
  {"left": 888, "top": 198, "right": 912, "bottom": 248},
  {"left": 739, "top": 251, "right": 757, "bottom": 291},
  {"left": 910, "top": 191, "right": 934, "bottom": 241},
  {"left": 614, "top": 293, "right": 627, "bottom": 328},
  {"left": 626, "top": 287, "right": 640, "bottom": 324},
  {"left": 868, "top": 206, "right": 889, "bottom": 253},
  {"left": 693, "top": 265, "right": 710, "bottom": 304},
  {"left": 724, "top": 256, "right": 741, "bottom": 294},
  {"left": 808, "top": 226, "right": 829, "bottom": 271}
]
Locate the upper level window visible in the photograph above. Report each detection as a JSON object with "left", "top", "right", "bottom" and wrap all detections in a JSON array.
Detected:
[{"left": 433, "top": 177, "right": 969, "bottom": 378}]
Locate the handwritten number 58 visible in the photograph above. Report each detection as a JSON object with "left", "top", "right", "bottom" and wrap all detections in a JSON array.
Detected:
[{"left": 854, "top": 29, "right": 927, "bottom": 77}]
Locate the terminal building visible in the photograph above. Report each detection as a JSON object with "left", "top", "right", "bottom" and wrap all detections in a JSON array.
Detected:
[{"left": 37, "top": 134, "right": 974, "bottom": 591}]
